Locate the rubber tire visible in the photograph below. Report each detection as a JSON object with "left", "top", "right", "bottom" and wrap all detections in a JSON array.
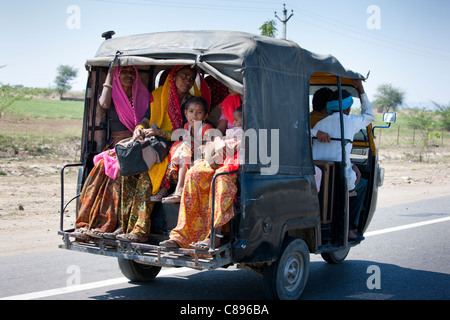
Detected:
[
  {"left": 321, "top": 247, "right": 351, "bottom": 264},
  {"left": 118, "top": 258, "right": 162, "bottom": 282},
  {"left": 263, "top": 237, "right": 310, "bottom": 300}
]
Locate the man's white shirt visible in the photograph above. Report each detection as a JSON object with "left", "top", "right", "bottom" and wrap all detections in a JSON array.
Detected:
[{"left": 312, "top": 93, "right": 375, "bottom": 190}]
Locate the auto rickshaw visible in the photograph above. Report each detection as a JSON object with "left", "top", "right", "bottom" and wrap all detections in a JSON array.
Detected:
[{"left": 59, "top": 30, "right": 395, "bottom": 300}]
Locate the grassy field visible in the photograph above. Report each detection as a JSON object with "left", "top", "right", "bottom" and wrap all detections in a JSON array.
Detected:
[
  {"left": 372, "top": 112, "right": 450, "bottom": 148},
  {"left": 5, "top": 98, "right": 84, "bottom": 120},
  {"left": 1, "top": 97, "right": 449, "bottom": 161},
  {"left": 0, "top": 99, "right": 84, "bottom": 158}
]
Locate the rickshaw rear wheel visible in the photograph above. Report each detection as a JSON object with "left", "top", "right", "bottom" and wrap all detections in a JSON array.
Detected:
[
  {"left": 263, "top": 237, "right": 310, "bottom": 300},
  {"left": 118, "top": 258, "right": 162, "bottom": 282},
  {"left": 321, "top": 247, "right": 351, "bottom": 264}
]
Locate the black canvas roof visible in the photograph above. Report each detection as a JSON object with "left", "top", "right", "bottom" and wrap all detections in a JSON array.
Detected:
[{"left": 87, "top": 30, "right": 365, "bottom": 175}]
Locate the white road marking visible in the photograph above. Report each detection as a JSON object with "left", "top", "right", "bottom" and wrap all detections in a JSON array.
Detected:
[
  {"left": 0, "top": 267, "right": 191, "bottom": 300},
  {"left": 1, "top": 216, "right": 449, "bottom": 300},
  {"left": 364, "top": 216, "right": 450, "bottom": 237}
]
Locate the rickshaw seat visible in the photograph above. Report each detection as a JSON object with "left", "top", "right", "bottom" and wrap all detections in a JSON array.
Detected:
[{"left": 314, "top": 161, "right": 335, "bottom": 224}]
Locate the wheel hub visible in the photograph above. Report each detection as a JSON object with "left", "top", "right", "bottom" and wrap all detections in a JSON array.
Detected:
[{"left": 283, "top": 254, "right": 303, "bottom": 292}]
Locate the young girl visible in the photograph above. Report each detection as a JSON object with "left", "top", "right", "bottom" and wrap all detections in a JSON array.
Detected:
[
  {"left": 161, "top": 97, "right": 214, "bottom": 203},
  {"left": 160, "top": 107, "right": 243, "bottom": 250}
]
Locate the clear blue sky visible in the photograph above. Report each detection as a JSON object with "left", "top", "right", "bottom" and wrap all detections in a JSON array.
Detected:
[{"left": 1, "top": 0, "right": 449, "bottom": 107}]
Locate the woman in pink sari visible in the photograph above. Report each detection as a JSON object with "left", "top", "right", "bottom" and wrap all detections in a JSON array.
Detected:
[
  {"left": 75, "top": 65, "right": 150, "bottom": 237},
  {"left": 76, "top": 65, "right": 211, "bottom": 242}
]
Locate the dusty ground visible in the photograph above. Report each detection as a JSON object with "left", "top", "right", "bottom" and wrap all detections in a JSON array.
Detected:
[
  {"left": 0, "top": 147, "right": 449, "bottom": 257},
  {"left": 0, "top": 154, "right": 80, "bottom": 257}
]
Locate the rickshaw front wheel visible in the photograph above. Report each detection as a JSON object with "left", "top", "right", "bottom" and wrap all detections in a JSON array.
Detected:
[{"left": 263, "top": 237, "right": 310, "bottom": 300}]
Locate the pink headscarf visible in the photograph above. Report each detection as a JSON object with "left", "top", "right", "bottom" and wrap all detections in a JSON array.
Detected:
[{"left": 111, "top": 66, "right": 151, "bottom": 132}]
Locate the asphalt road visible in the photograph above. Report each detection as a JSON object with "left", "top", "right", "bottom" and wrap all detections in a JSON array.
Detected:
[{"left": 1, "top": 195, "right": 449, "bottom": 302}]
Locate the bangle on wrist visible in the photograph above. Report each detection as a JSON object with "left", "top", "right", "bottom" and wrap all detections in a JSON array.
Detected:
[
  {"left": 135, "top": 124, "right": 145, "bottom": 131},
  {"left": 103, "top": 83, "right": 113, "bottom": 89}
]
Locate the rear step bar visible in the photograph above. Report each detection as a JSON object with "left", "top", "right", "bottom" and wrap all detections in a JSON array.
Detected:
[{"left": 58, "top": 230, "right": 232, "bottom": 270}]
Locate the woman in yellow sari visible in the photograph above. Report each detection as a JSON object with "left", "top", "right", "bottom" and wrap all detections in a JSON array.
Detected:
[{"left": 113, "top": 65, "right": 211, "bottom": 242}]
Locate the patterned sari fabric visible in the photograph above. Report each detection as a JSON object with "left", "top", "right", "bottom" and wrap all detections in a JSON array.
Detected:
[
  {"left": 169, "top": 159, "right": 238, "bottom": 248},
  {"left": 75, "top": 158, "right": 121, "bottom": 233},
  {"left": 120, "top": 173, "right": 154, "bottom": 240}
]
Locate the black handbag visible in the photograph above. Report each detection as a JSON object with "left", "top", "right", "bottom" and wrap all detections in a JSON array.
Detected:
[
  {"left": 115, "top": 136, "right": 170, "bottom": 176},
  {"left": 148, "top": 135, "right": 169, "bottom": 162},
  {"left": 115, "top": 138, "right": 151, "bottom": 176}
]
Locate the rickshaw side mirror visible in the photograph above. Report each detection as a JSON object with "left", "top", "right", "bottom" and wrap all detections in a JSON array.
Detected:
[
  {"left": 383, "top": 112, "right": 396, "bottom": 124},
  {"left": 373, "top": 112, "right": 397, "bottom": 134}
]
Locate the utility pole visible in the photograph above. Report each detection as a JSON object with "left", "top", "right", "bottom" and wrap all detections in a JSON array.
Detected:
[{"left": 274, "top": 3, "right": 294, "bottom": 40}]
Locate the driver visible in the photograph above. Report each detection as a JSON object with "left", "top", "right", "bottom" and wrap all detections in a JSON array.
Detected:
[{"left": 312, "top": 79, "right": 375, "bottom": 242}]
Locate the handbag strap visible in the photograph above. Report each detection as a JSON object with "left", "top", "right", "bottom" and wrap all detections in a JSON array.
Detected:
[{"left": 141, "top": 139, "right": 151, "bottom": 148}]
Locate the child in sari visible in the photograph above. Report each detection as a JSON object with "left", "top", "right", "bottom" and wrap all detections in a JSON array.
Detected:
[
  {"left": 160, "top": 96, "right": 214, "bottom": 203},
  {"left": 160, "top": 107, "right": 243, "bottom": 249}
]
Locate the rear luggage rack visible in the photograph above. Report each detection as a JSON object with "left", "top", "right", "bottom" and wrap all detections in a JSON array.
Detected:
[{"left": 58, "top": 230, "right": 232, "bottom": 270}]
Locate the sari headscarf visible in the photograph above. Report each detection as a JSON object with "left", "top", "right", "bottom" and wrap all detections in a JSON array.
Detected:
[
  {"left": 147, "top": 65, "right": 211, "bottom": 194},
  {"left": 218, "top": 94, "right": 241, "bottom": 124},
  {"left": 111, "top": 66, "right": 151, "bottom": 132},
  {"left": 167, "top": 65, "right": 211, "bottom": 129},
  {"left": 166, "top": 66, "right": 185, "bottom": 131}
]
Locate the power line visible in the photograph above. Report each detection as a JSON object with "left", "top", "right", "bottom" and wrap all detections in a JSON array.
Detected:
[
  {"left": 290, "top": 6, "right": 450, "bottom": 61},
  {"left": 299, "top": 6, "right": 450, "bottom": 55},
  {"left": 85, "top": 0, "right": 449, "bottom": 61},
  {"left": 88, "top": 0, "right": 273, "bottom": 12}
]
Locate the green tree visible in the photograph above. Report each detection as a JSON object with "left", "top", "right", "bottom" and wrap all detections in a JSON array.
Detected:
[
  {"left": 373, "top": 83, "right": 405, "bottom": 113},
  {"left": 259, "top": 19, "right": 278, "bottom": 38},
  {"left": 433, "top": 101, "right": 450, "bottom": 131},
  {"left": 54, "top": 65, "right": 78, "bottom": 99},
  {"left": 405, "top": 107, "right": 440, "bottom": 151}
]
